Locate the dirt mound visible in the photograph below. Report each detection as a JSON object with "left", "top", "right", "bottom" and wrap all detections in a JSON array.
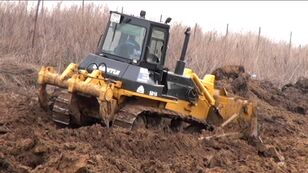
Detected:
[
  {"left": 291, "top": 77, "right": 308, "bottom": 93},
  {"left": 287, "top": 77, "right": 308, "bottom": 92},
  {"left": 212, "top": 65, "right": 247, "bottom": 80},
  {"left": 0, "top": 63, "right": 307, "bottom": 172},
  {"left": 249, "top": 79, "right": 308, "bottom": 115},
  {"left": 212, "top": 65, "right": 250, "bottom": 97},
  {"left": 0, "top": 59, "right": 37, "bottom": 92},
  {"left": 213, "top": 65, "right": 308, "bottom": 115}
]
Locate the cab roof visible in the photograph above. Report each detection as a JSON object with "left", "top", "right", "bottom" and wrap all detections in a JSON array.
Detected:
[{"left": 110, "top": 11, "right": 170, "bottom": 30}]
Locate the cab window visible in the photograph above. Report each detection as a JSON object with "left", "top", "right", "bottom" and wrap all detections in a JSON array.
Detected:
[
  {"left": 146, "top": 28, "right": 165, "bottom": 64},
  {"left": 102, "top": 21, "right": 146, "bottom": 61}
]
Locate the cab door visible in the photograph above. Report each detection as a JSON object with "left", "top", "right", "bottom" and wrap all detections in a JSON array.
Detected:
[{"left": 145, "top": 27, "right": 168, "bottom": 68}]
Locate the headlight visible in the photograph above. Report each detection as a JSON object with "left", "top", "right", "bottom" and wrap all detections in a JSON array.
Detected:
[
  {"left": 99, "top": 64, "right": 106, "bottom": 72},
  {"left": 86, "top": 63, "right": 98, "bottom": 72},
  {"left": 92, "top": 64, "right": 98, "bottom": 70}
]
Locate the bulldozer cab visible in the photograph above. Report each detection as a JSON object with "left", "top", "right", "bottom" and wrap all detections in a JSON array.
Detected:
[{"left": 97, "top": 11, "right": 170, "bottom": 71}]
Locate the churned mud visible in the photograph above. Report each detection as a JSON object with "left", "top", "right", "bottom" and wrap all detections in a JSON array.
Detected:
[{"left": 0, "top": 61, "right": 307, "bottom": 173}]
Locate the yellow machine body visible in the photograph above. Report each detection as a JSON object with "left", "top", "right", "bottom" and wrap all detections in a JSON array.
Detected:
[{"left": 38, "top": 64, "right": 255, "bottom": 128}]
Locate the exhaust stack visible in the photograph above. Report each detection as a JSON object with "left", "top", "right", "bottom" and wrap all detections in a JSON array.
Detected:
[{"left": 175, "top": 27, "right": 191, "bottom": 75}]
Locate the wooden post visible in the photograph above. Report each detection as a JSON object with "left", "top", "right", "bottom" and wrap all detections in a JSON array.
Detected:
[
  {"left": 194, "top": 23, "right": 197, "bottom": 38},
  {"left": 225, "top": 24, "right": 229, "bottom": 37},
  {"left": 41, "top": 0, "right": 44, "bottom": 16},
  {"left": 257, "top": 27, "right": 261, "bottom": 49},
  {"left": 82, "top": 0, "right": 84, "bottom": 15},
  {"left": 289, "top": 31, "right": 292, "bottom": 57},
  {"left": 25, "top": 0, "right": 28, "bottom": 9},
  {"left": 31, "top": 0, "right": 41, "bottom": 48},
  {"left": 289, "top": 32, "right": 292, "bottom": 48},
  {"left": 223, "top": 24, "right": 229, "bottom": 60},
  {"left": 255, "top": 27, "right": 262, "bottom": 75},
  {"left": 306, "top": 49, "right": 308, "bottom": 76}
]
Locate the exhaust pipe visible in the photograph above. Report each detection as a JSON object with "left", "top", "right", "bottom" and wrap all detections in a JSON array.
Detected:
[{"left": 175, "top": 27, "right": 191, "bottom": 75}]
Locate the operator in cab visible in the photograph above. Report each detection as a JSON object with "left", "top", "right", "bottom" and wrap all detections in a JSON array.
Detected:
[{"left": 116, "top": 35, "right": 141, "bottom": 59}]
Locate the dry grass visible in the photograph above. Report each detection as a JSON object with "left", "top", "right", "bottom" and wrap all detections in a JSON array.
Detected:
[
  {"left": 0, "top": 2, "right": 109, "bottom": 71},
  {"left": 0, "top": 2, "right": 307, "bottom": 86}
]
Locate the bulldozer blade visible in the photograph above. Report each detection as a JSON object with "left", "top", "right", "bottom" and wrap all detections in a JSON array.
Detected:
[
  {"left": 38, "top": 84, "right": 48, "bottom": 111},
  {"left": 248, "top": 113, "right": 258, "bottom": 139}
]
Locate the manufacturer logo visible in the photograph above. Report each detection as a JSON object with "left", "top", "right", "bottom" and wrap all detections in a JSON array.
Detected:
[
  {"left": 136, "top": 85, "right": 145, "bottom": 94},
  {"left": 99, "top": 65, "right": 120, "bottom": 76},
  {"left": 106, "top": 68, "right": 120, "bottom": 76}
]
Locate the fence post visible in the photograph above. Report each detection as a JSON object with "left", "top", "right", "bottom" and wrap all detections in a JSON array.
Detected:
[
  {"left": 257, "top": 27, "right": 261, "bottom": 49},
  {"left": 289, "top": 31, "right": 292, "bottom": 58},
  {"left": 31, "top": 0, "right": 41, "bottom": 48},
  {"left": 25, "top": 0, "right": 28, "bottom": 9},
  {"left": 82, "top": 0, "right": 84, "bottom": 15},
  {"left": 255, "top": 27, "right": 262, "bottom": 75},
  {"left": 225, "top": 24, "right": 229, "bottom": 38},
  {"left": 41, "top": 0, "right": 44, "bottom": 16},
  {"left": 193, "top": 23, "right": 197, "bottom": 38}
]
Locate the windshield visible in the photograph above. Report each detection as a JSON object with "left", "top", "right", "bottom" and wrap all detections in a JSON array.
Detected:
[{"left": 102, "top": 21, "right": 146, "bottom": 61}]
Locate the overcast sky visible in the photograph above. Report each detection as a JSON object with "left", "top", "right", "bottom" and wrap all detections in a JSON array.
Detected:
[{"left": 30, "top": 1, "right": 308, "bottom": 46}]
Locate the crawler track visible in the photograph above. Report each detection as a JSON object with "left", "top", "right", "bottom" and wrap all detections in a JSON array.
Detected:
[
  {"left": 46, "top": 89, "right": 213, "bottom": 132},
  {"left": 51, "top": 90, "right": 71, "bottom": 125},
  {"left": 113, "top": 101, "right": 214, "bottom": 132}
]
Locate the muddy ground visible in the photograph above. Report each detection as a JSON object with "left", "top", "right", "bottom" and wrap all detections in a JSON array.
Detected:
[{"left": 0, "top": 60, "right": 307, "bottom": 173}]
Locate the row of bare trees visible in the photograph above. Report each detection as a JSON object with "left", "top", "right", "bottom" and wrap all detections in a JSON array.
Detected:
[{"left": 0, "top": 2, "right": 307, "bottom": 86}]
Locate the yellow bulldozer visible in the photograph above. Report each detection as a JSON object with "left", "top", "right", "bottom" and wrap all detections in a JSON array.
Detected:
[{"left": 38, "top": 11, "right": 257, "bottom": 137}]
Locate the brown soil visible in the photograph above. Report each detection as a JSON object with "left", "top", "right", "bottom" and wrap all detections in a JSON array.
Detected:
[{"left": 0, "top": 61, "right": 307, "bottom": 173}]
